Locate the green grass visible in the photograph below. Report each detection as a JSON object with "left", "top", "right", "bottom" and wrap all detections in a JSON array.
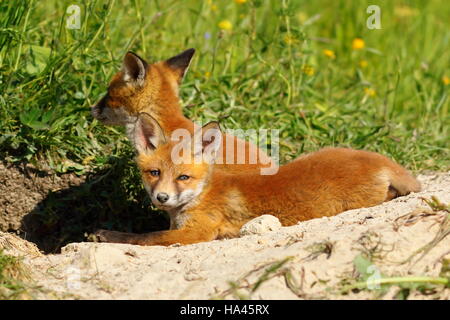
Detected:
[
  {"left": 337, "top": 252, "right": 450, "bottom": 299},
  {"left": 0, "top": 250, "right": 30, "bottom": 299},
  {"left": 0, "top": 0, "right": 448, "bottom": 251}
]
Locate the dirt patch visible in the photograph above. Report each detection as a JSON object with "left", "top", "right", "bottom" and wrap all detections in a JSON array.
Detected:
[
  {"left": 0, "top": 172, "right": 449, "bottom": 300},
  {"left": 0, "top": 161, "right": 84, "bottom": 231},
  {"left": 0, "top": 159, "right": 169, "bottom": 253}
]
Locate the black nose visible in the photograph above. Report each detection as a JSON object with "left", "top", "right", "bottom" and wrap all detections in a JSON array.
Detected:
[
  {"left": 91, "top": 105, "right": 104, "bottom": 118},
  {"left": 91, "top": 105, "right": 100, "bottom": 116},
  {"left": 156, "top": 193, "right": 169, "bottom": 203}
]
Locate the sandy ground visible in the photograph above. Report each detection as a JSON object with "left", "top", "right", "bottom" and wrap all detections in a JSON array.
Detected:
[{"left": 1, "top": 172, "right": 449, "bottom": 300}]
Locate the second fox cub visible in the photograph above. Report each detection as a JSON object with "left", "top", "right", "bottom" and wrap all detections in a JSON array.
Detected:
[
  {"left": 90, "top": 49, "right": 274, "bottom": 173},
  {"left": 94, "top": 114, "right": 421, "bottom": 246}
]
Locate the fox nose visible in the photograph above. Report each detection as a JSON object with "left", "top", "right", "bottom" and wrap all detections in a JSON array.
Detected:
[
  {"left": 156, "top": 193, "right": 169, "bottom": 203},
  {"left": 91, "top": 104, "right": 107, "bottom": 121},
  {"left": 91, "top": 104, "right": 101, "bottom": 117}
]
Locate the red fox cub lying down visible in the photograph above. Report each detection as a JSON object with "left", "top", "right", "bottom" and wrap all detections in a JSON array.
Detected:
[
  {"left": 94, "top": 113, "right": 421, "bottom": 246},
  {"left": 90, "top": 49, "right": 274, "bottom": 174}
]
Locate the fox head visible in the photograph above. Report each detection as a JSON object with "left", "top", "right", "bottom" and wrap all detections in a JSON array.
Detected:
[
  {"left": 91, "top": 48, "right": 195, "bottom": 125},
  {"left": 133, "top": 113, "right": 222, "bottom": 211}
]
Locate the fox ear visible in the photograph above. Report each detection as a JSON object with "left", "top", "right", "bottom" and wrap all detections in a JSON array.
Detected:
[
  {"left": 192, "top": 121, "right": 222, "bottom": 162},
  {"left": 165, "top": 48, "right": 195, "bottom": 83},
  {"left": 122, "top": 52, "right": 148, "bottom": 86},
  {"left": 134, "top": 113, "right": 166, "bottom": 154}
]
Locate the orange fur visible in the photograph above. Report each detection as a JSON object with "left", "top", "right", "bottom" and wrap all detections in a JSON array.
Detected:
[
  {"left": 94, "top": 120, "right": 421, "bottom": 246},
  {"left": 91, "top": 50, "right": 273, "bottom": 172}
]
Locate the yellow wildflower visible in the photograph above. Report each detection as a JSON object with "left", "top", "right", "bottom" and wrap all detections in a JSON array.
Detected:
[
  {"left": 82, "top": 155, "right": 95, "bottom": 165},
  {"left": 364, "top": 87, "right": 376, "bottom": 97},
  {"left": 323, "top": 49, "right": 336, "bottom": 59},
  {"left": 297, "top": 12, "right": 308, "bottom": 24},
  {"left": 211, "top": 4, "right": 218, "bottom": 11},
  {"left": 359, "top": 60, "right": 368, "bottom": 68},
  {"left": 442, "top": 75, "right": 450, "bottom": 85},
  {"left": 302, "top": 65, "right": 315, "bottom": 76},
  {"left": 394, "top": 6, "right": 419, "bottom": 18},
  {"left": 234, "top": 0, "right": 247, "bottom": 3},
  {"left": 204, "top": 71, "right": 211, "bottom": 79},
  {"left": 352, "top": 38, "right": 365, "bottom": 50},
  {"left": 283, "top": 34, "right": 297, "bottom": 45},
  {"left": 218, "top": 20, "right": 232, "bottom": 31}
]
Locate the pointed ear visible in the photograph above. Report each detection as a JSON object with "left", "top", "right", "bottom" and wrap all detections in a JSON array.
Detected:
[
  {"left": 122, "top": 52, "right": 148, "bottom": 86},
  {"left": 165, "top": 48, "right": 195, "bottom": 83},
  {"left": 133, "top": 113, "right": 166, "bottom": 154},
  {"left": 192, "top": 121, "right": 222, "bottom": 162}
]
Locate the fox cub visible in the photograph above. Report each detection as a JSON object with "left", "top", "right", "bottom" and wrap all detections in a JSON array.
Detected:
[
  {"left": 94, "top": 113, "right": 421, "bottom": 246},
  {"left": 91, "top": 49, "right": 274, "bottom": 173}
]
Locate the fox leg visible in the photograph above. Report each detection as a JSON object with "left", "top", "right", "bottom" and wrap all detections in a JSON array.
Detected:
[{"left": 93, "top": 228, "right": 216, "bottom": 246}]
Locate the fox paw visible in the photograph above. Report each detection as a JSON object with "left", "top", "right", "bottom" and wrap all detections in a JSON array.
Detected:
[{"left": 89, "top": 229, "right": 122, "bottom": 243}]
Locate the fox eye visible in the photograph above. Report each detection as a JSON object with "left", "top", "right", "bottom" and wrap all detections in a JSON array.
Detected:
[
  {"left": 177, "top": 175, "right": 190, "bottom": 181},
  {"left": 149, "top": 170, "right": 160, "bottom": 177}
]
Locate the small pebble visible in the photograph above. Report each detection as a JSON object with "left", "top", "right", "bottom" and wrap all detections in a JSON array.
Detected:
[{"left": 239, "top": 215, "right": 282, "bottom": 236}]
